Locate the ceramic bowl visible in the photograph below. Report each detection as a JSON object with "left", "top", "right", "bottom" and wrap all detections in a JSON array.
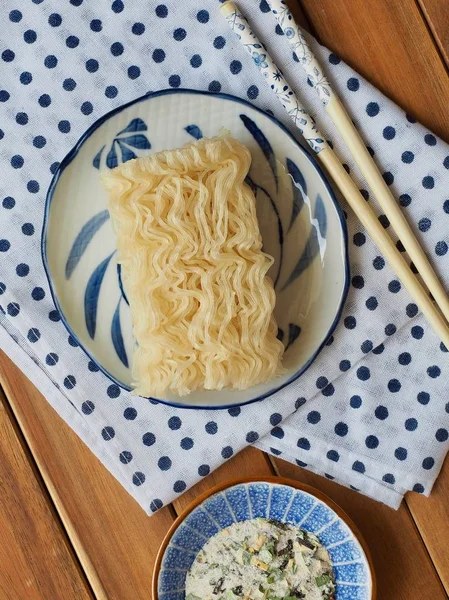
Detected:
[
  {"left": 152, "top": 477, "right": 375, "bottom": 600},
  {"left": 42, "top": 89, "right": 349, "bottom": 409}
]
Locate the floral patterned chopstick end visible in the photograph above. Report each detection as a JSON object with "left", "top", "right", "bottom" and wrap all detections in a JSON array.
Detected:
[{"left": 219, "top": 1, "right": 328, "bottom": 154}]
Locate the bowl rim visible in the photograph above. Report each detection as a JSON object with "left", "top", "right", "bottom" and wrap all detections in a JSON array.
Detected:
[
  {"left": 151, "top": 475, "right": 377, "bottom": 600},
  {"left": 41, "top": 88, "right": 350, "bottom": 411}
]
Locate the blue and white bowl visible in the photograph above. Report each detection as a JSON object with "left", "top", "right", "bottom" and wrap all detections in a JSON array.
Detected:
[
  {"left": 153, "top": 479, "right": 375, "bottom": 600},
  {"left": 42, "top": 89, "right": 349, "bottom": 408}
]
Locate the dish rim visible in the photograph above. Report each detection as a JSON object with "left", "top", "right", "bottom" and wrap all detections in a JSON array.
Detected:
[
  {"left": 151, "top": 475, "right": 377, "bottom": 600},
  {"left": 41, "top": 88, "right": 350, "bottom": 410}
]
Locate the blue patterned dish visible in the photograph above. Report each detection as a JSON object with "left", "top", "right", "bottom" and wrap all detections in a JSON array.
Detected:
[
  {"left": 42, "top": 89, "right": 349, "bottom": 408},
  {"left": 153, "top": 479, "right": 375, "bottom": 599}
]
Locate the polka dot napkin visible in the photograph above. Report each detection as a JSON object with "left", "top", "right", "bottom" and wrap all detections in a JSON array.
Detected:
[{"left": 1, "top": 0, "right": 448, "bottom": 513}]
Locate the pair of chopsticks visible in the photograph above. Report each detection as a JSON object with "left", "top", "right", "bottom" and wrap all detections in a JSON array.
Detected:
[{"left": 220, "top": 0, "right": 449, "bottom": 350}]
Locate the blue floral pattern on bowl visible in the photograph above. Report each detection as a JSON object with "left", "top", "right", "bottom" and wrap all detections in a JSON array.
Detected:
[{"left": 157, "top": 481, "right": 373, "bottom": 599}]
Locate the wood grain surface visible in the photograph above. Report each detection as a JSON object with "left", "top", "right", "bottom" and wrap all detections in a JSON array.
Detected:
[
  {"left": 0, "top": 388, "right": 93, "bottom": 600},
  {"left": 1, "top": 0, "right": 449, "bottom": 598}
]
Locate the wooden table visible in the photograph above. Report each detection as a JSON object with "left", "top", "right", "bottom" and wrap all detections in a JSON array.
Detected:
[{"left": 1, "top": 1, "right": 449, "bottom": 598}]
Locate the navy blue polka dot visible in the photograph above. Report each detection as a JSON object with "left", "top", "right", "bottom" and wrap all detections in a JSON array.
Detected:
[
  {"left": 295, "top": 397, "right": 306, "bottom": 409},
  {"left": 128, "top": 65, "right": 140, "bottom": 79},
  {"left": 350, "top": 395, "right": 362, "bottom": 409},
  {"left": 271, "top": 426, "right": 284, "bottom": 439},
  {"left": 133, "top": 472, "right": 146, "bottom": 486},
  {"left": 375, "top": 405, "right": 389, "bottom": 420},
  {"left": 406, "top": 303, "right": 418, "bottom": 318},
  {"left": 9, "top": 10, "right": 22, "bottom": 22},
  {"left": 107, "top": 384, "right": 120, "bottom": 398},
  {"left": 334, "top": 422, "right": 348, "bottom": 436},
  {"left": 270, "top": 448, "right": 282, "bottom": 456},
  {"left": 190, "top": 54, "right": 202, "bottom": 68},
  {"left": 424, "top": 133, "right": 437, "bottom": 146},
  {"left": 102, "top": 426, "right": 115, "bottom": 441},
  {"left": 105, "top": 86, "right": 118, "bottom": 98},
  {"left": 63, "top": 78, "right": 77, "bottom": 92},
  {"left": 66, "top": 36, "right": 80, "bottom": 49},
  {"left": 383, "top": 474, "right": 396, "bottom": 484},
  {"left": 173, "top": 480, "right": 186, "bottom": 493},
  {"left": 399, "top": 193, "right": 412, "bottom": 207},
  {"left": 155, "top": 4, "right": 168, "bottom": 17},
  {"left": 168, "top": 74, "right": 181, "bottom": 88},
  {"left": 395, "top": 447, "right": 407, "bottom": 461},
  {"left": 24, "top": 29, "right": 37, "bottom": 43},
  {"left": 352, "top": 275, "right": 364, "bottom": 289},
  {"left": 49, "top": 310, "right": 60, "bottom": 322},
  {"left": 197, "top": 9, "right": 209, "bottom": 23},
  {"left": 427, "top": 365, "right": 441, "bottom": 378},
  {"left": 270, "top": 413, "right": 282, "bottom": 426},
  {"left": 405, "top": 418, "right": 418, "bottom": 431},
  {"left": 153, "top": 49, "right": 166, "bottom": 63},
  {"left": 327, "top": 450, "right": 339, "bottom": 462},
  {"left": 307, "top": 410, "right": 321, "bottom": 424},
  {"left": 297, "top": 437, "right": 311, "bottom": 450},
  {"left": 111, "top": 42, "right": 124, "bottom": 56},
  {"left": 181, "top": 437, "right": 194, "bottom": 450},
  {"left": 123, "top": 407, "right": 137, "bottom": 420},
  {"left": 247, "top": 85, "right": 259, "bottom": 100},
  {"left": 58, "top": 120, "right": 71, "bottom": 133},
  {"left": 365, "top": 296, "right": 378, "bottom": 311},
  {"left": 150, "top": 498, "right": 163, "bottom": 512},
  {"left": 230, "top": 60, "right": 242, "bottom": 74},
  {"left": 49, "top": 13, "right": 62, "bottom": 26},
  {"left": 208, "top": 80, "right": 221, "bottom": 93},
  {"left": 340, "top": 359, "right": 351, "bottom": 371},
  {"left": 81, "top": 101, "right": 93, "bottom": 116},
  {"left": 222, "top": 446, "right": 234, "bottom": 459},
  {"left": 413, "top": 483, "right": 424, "bottom": 494},
  {"left": 353, "top": 232, "right": 365, "bottom": 246},
  {"left": 259, "top": 0, "right": 270, "bottom": 12},
  {"left": 173, "top": 28, "right": 186, "bottom": 41},
  {"left": 27, "top": 328, "right": 40, "bottom": 342},
  {"left": 388, "top": 378, "right": 401, "bottom": 392},
  {"left": 142, "top": 432, "right": 156, "bottom": 446},
  {"left": 246, "top": 431, "right": 259, "bottom": 443},
  {"left": 0, "top": 90, "right": 10, "bottom": 102},
  {"left": 397, "top": 352, "right": 412, "bottom": 366},
  {"left": 347, "top": 77, "right": 359, "bottom": 91},
  {"left": 436, "top": 428, "right": 448, "bottom": 442},
  {"left": 383, "top": 126, "right": 396, "bottom": 140},
  {"left": 16, "top": 263, "right": 29, "bottom": 277},
  {"left": 322, "top": 384, "right": 335, "bottom": 397},
  {"left": 205, "top": 421, "right": 218, "bottom": 435},
  {"left": 27, "top": 180, "right": 39, "bottom": 194},
  {"left": 361, "top": 340, "right": 373, "bottom": 354},
  {"left": 418, "top": 217, "right": 431, "bottom": 232},
  {"left": 44, "top": 353, "right": 58, "bottom": 367},
  {"left": 0, "top": 239, "right": 10, "bottom": 251},
  {"left": 2, "top": 49, "right": 15, "bottom": 62},
  {"left": 11, "top": 155, "right": 24, "bottom": 169},
  {"left": 33, "top": 136, "right": 47, "bottom": 148},
  {"left": 168, "top": 416, "right": 181, "bottom": 430},
  {"left": 373, "top": 256, "right": 385, "bottom": 270},
  {"left": 352, "top": 460, "right": 366, "bottom": 473},
  {"left": 82, "top": 401, "right": 95, "bottom": 415},
  {"left": 411, "top": 325, "right": 424, "bottom": 340},
  {"left": 444, "top": 156, "right": 449, "bottom": 170},
  {"left": 383, "top": 172, "right": 394, "bottom": 185},
  {"left": 86, "top": 59, "right": 99, "bottom": 73},
  {"left": 406, "top": 113, "right": 417, "bottom": 123},
  {"left": 7, "top": 302, "right": 20, "bottom": 317},
  {"left": 131, "top": 22, "right": 145, "bottom": 35},
  {"left": 316, "top": 376, "right": 328, "bottom": 389},
  {"left": 344, "top": 316, "right": 356, "bottom": 329},
  {"left": 365, "top": 435, "right": 379, "bottom": 449},
  {"left": 158, "top": 456, "right": 172, "bottom": 471},
  {"left": 64, "top": 375, "right": 76, "bottom": 389},
  {"left": 422, "top": 175, "right": 434, "bottom": 189},
  {"left": 70, "top": 0, "right": 83, "bottom": 5},
  {"left": 228, "top": 407, "right": 241, "bottom": 417},
  {"left": 31, "top": 287, "right": 45, "bottom": 301},
  {"left": 213, "top": 36, "right": 226, "bottom": 49},
  {"left": 90, "top": 18, "right": 102, "bottom": 32},
  {"left": 436, "top": 241, "right": 448, "bottom": 256},
  {"left": 196, "top": 464, "right": 210, "bottom": 479},
  {"left": 357, "top": 366, "right": 370, "bottom": 381},
  {"left": 366, "top": 102, "right": 379, "bottom": 116},
  {"left": 401, "top": 151, "right": 414, "bottom": 164},
  {"left": 50, "top": 162, "right": 59, "bottom": 174},
  {"left": 20, "top": 72, "right": 32, "bottom": 85},
  {"left": 422, "top": 457, "right": 434, "bottom": 470},
  {"left": 388, "top": 280, "right": 401, "bottom": 293},
  {"left": 111, "top": 0, "right": 124, "bottom": 13},
  {"left": 119, "top": 450, "right": 132, "bottom": 464}
]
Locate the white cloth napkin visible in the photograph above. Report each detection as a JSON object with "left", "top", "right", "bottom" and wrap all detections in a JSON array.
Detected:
[{"left": 1, "top": 0, "right": 448, "bottom": 514}]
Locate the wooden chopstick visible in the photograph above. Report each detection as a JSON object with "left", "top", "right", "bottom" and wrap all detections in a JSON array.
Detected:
[
  {"left": 267, "top": 0, "right": 449, "bottom": 324},
  {"left": 220, "top": 1, "right": 449, "bottom": 350}
]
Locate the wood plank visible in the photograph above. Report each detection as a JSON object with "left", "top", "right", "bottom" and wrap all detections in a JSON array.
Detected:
[
  {"left": 172, "top": 447, "right": 275, "bottom": 514},
  {"left": 406, "top": 457, "right": 449, "bottom": 594},
  {"left": 272, "top": 457, "right": 447, "bottom": 600},
  {"left": 417, "top": 0, "right": 449, "bottom": 70},
  {"left": 299, "top": 0, "right": 449, "bottom": 141},
  {"left": 0, "top": 388, "right": 93, "bottom": 600},
  {"left": 0, "top": 351, "right": 175, "bottom": 600}
]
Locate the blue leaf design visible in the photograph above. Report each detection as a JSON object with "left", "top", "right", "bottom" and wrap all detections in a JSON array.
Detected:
[
  {"left": 286, "top": 158, "right": 306, "bottom": 231},
  {"left": 119, "top": 134, "right": 151, "bottom": 150},
  {"left": 315, "top": 194, "right": 327, "bottom": 238},
  {"left": 184, "top": 124, "right": 203, "bottom": 140},
  {"left": 106, "top": 140, "right": 118, "bottom": 169},
  {"left": 111, "top": 299, "right": 129, "bottom": 367},
  {"left": 281, "top": 195, "right": 327, "bottom": 290},
  {"left": 116, "top": 264, "right": 129, "bottom": 305},
  {"left": 93, "top": 145, "right": 105, "bottom": 169},
  {"left": 117, "top": 140, "right": 138, "bottom": 163},
  {"left": 240, "top": 114, "right": 278, "bottom": 188},
  {"left": 286, "top": 323, "right": 301, "bottom": 350},
  {"left": 117, "top": 117, "right": 147, "bottom": 135},
  {"left": 246, "top": 175, "right": 283, "bottom": 288},
  {"left": 84, "top": 252, "right": 114, "bottom": 339},
  {"left": 65, "top": 210, "right": 110, "bottom": 279}
]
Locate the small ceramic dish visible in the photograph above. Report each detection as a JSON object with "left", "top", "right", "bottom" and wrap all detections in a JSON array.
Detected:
[
  {"left": 152, "top": 477, "right": 375, "bottom": 600},
  {"left": 42, "top": 89, "right": 349, "bottom": 409}
]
